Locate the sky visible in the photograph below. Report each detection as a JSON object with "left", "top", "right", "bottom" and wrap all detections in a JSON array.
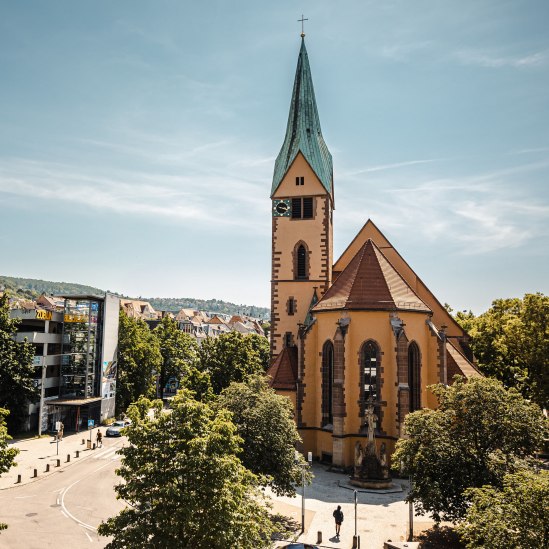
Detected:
[{"left": 0, "top": 1, "right": 547, "bottom": 313}]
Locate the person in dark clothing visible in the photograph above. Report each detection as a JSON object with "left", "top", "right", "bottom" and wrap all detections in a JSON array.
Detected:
[{"left": 333, "top": 505, "right": 343, "bottom": 537}]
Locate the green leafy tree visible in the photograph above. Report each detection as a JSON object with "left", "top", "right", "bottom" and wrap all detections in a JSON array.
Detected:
[
  {"left": 153, "top": 316, "right": 199, "bottom": 395},
  {"left": 0, "top": 293, "right": 38, "bottom": 432},
  {"left": 116, "top": 309, "right": 161, "bottom": 414},
  {"left": 393, "top": 376, "right": 547, "bottom": 522},
  {"left": 458, "top": 470, "right": 549, "bottom": 549},
  {"left": 218, "top": 376, "right": 309, "bottom": 496},
  {"left": 0, "top": 408, "right": 19, "bottom": 531},
  {"left": 198, "top": 332, "right": 268, "bottom": 394},
  {"left": 98, "top": 391, "right": 275, "bottom": 548},
  {"left": 455, "top": 293, "right": 548, "bottom": 408},
  {"left": 246, "top": 333, "right": 271, "bottom": 371}
]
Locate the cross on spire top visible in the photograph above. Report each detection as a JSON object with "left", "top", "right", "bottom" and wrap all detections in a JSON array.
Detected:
[{"left": 298, "top": 14, "right": 308, "bottom": 38}]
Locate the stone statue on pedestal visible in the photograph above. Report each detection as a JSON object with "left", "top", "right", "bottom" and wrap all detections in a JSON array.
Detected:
[{"left": 350, "top": 399, "right": 392, "bottom": 489}]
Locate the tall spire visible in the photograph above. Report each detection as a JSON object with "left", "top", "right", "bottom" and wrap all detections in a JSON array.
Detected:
[{"left": 271, "top": 39, "right": 333, "bottom": 197}]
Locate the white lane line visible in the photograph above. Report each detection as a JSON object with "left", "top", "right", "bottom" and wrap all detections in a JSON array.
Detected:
[
  {"left": 83, "top": 529, "right": 93, "bottom": 542},
  {"left": 57, "top": 496, "right": 60, "bottom": 505},
  {"left": 15, "top": 495, "right": 35, "bottom": 499},
  {"left": 52, "top": 487, "right": 64, "bottom": 493},
  {"left": 60, "top": 460, "right": 114, "bottom": 532},
  {"left": 61, "top": 510, "right": 69, "bottom": 519}
]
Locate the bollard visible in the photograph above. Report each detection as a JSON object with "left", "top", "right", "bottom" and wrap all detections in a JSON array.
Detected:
[
  {"left": 317, "top": 531, "right": 322, "bottom": 544},
  {"left": 45, "top": 464, "right": 50, "bottom": 472},
  {"left": 81, "top": 439, "right": 85, "bottom": 445},
  {"left": 66, "top": 454, "right": 70, "bottom": 463},
  {"left": 33, "top": 469, "right": 37, "bottom": 478},
  {"left": 93, "top": 443, "right": 96, "bottom": 450},
  {"left": 56, "top": 459, "right": 60, "bottom": 467},
  {"left": 16, "top": 474, "right": 21, "bottom": 483},
  {"left": 76, "top": 450, "right": 79, "bottom": 458}
]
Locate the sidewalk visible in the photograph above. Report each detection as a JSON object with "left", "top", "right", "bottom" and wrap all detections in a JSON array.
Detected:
[
  {"left": 0, "top": 430, "right": 109, "bottom": 490},
  {"left": 270, "top": 463, "right": 429, "bottom": 549}
]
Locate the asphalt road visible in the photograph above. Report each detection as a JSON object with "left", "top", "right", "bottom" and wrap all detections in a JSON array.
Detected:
[{"left": 0, "top": 437, "right": 126, "bottom": 548}]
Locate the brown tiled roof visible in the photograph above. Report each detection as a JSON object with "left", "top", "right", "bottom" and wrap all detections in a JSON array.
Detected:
[
  {"left": 447, "top": 341, "right": 481, "bottom": 379},
  {"left": 266, "top": 346, "right": 298, "bottom": 390},
  {"left": 314, "top": 239, "right": 431, "bottom": 313}
]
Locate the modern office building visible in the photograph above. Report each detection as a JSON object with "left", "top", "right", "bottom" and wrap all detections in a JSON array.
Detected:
[{"left": 10, "top": 293, "right": 119, "bottom": 433}]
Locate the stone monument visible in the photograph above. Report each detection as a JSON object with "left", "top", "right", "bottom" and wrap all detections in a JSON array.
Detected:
[{"left": 350, "top": 399, "right": 392, "bottom": 489}]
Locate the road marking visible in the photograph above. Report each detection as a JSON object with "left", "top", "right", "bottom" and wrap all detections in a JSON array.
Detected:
[
  {"left": 83, "top": 529, "right": 93, "bottom": 542},
  {"left": 52, "top": 487, "right": 64, "bottom": 493},
  {"left": 61, "top": 510, "right": 69, "bottom": 519},
  {"left": 60, "top": 460, "right": 114, "bottom": 532},
  {"left": 15, "top": 495, "right": 35, "bottom": 499}
]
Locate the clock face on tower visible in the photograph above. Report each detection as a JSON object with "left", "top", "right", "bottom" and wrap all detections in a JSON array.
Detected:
[{"left": 272, "top": 199, "right": 291, "bottom": 217}]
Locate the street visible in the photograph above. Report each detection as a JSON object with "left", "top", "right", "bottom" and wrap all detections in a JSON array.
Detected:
[{"left": 0, "top": 438, "right": 126, "bottom": 548}]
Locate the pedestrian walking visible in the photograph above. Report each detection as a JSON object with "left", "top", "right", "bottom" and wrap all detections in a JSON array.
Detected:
[
  {"left": 58, "top": 422, "right": 64, "bottom": 441},
  {"left": 333, "top": 505, "right": 344, "bottom": 538},
  {"left": 96, "top": 430, "right": 103, "bottom": 448}
]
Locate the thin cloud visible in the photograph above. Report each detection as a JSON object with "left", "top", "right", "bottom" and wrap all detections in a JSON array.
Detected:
[
  {"left": 343, "top": 158, "right": 442, "bottom": 177},
  {"left": 455, "top": 49, "right": 548, "bottom": 68}
]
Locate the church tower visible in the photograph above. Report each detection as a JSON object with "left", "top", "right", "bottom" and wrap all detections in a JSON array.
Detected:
[{"left": 270, "top": 37, "right": 334, "bottom": 358}]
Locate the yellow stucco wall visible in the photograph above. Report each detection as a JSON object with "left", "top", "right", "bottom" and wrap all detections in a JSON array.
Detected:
[
  {"left": 271, "top": 153, "right": 333, "bottom": 357},
  {"left": 298, "top": 308, "right": 438, "bottom": 467}
]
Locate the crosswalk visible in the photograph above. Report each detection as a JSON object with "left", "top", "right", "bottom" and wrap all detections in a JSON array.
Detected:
[{"left": 92, "top": 447, "right": 121, "bottom": 461}]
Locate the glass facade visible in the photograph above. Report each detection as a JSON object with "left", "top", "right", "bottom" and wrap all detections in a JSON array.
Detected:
[{"left": 60, "top": 299, "right": 103, "bottom": 399}]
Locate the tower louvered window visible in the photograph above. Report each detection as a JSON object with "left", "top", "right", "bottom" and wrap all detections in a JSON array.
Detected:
[{"left": 291, "top": 197, "right": 314, "bottom": 219}]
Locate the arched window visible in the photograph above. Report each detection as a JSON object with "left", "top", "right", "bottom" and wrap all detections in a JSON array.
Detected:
[
  {"left": 408, "top": 342, "right": 421, "bottom": 412},
  {"left": 321, "top": 341, "right": 334, "bottom": 427},
  {"left": 360, "top": 341, "right": 381, "bottom": 429},
  {"left": 294, "top": 242, "right": 309, "bottom": 280}
]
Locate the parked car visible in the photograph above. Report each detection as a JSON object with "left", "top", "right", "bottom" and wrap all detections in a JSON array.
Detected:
[
  {"left": 282, "top": 545, "right": 319, "bottom": 549},
  {"left": 106, "top": 420, "right": 128, "bottom": 437}
]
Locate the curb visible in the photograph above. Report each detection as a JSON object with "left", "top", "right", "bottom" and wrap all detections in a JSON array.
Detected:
[{"left": 0, "top": 440, "right": 120, "bottom": 491}]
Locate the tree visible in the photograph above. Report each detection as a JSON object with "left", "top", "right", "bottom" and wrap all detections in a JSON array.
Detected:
[
  {"left": 217, "top": 375, "right": 308, "bottom": 496},
  {"left": 98, "top": 391, "right": 275, "bottom": 548},
  {"left": 116, "top": 309, "right": 161, "bottom": 414},
  {"left": 455, "top": 293, "right": 548, "bottom": 409},
  {"left": 198, "top": 332, "right": 268, "bottom": 394},
  {"left": 458, "top": 470, "right": 549, "bottom": 549},
  {"left": 392, "top": 376, "right": 547, "bottom": 522},
  {"left": 0, "top": 293, "right": 38, "bottom": 432},
  {"left": 153, "top": 316, "right": 199, "bottom": 396},
  {"left": 0, "top": 408, "right": 19, "bottom": 531}
]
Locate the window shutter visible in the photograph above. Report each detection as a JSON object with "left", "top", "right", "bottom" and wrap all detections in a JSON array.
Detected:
[
  {"left": 303, "top": 197, "right": 313, "bottom": 218},
  {"left": 292, "top": 198, "right": 302, "bottom": 218}
]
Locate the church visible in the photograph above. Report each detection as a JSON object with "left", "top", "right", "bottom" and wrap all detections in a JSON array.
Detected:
[{"left": 266, "top": 36, "right": 480, "bottom": 468}]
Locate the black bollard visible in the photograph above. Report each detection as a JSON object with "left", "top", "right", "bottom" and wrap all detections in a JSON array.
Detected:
[
  {"left": 46, "top": 464, "right": 50, "bottom": 472},
  {"left": 56, "top": 459, "right": 60, "bottom": 467},
  {"left": 16, "top": 474, "right": 21, "bottom": 483},
  {"left": 66, "top": 454, "right": 70, "bottom": 463},
  {"left": 76, "top": 450, "right": 79, "bottom": 458},
  {"left": 33, "top": 469, "right": 37, "bottom": 478}
]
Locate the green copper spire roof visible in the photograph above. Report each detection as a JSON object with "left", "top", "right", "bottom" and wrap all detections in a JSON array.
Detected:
[{"left": 271, "top": 39, "right": 333, "bottom": 198}]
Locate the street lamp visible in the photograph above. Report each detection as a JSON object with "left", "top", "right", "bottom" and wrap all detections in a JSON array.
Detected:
[{"left": 296, "top": 450, "right": 313, "bottom": 534}]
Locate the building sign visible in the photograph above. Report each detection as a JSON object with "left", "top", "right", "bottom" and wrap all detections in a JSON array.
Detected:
[
  {"left": 64, "top": 313, "right": 88, "bottom": 323},
  {"left": 36, "top": 310, "right": 52, "bottom": 321}
]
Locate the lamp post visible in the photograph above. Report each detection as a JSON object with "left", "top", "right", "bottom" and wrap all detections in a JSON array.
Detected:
[
  {"left": 353, "top": 489, "right": 360, "bottom": 548},
  {"left": 408, "top": 474, "right": 414, "bottom": 542},
  {"left": 296, "top": 450, "right": 313, "bottom": 534}
]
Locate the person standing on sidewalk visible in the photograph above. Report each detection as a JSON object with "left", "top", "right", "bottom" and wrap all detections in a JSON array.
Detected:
[
  {"left": 333, "top": 505, "right": 344, "bottom": 538},
  {"left": 96, "top": 430, "right": 103, "bottom": 448}
]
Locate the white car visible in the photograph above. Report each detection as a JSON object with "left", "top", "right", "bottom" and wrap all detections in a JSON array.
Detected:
[{"left": 106, "top": 420, "right": 130, "bottom": 437}]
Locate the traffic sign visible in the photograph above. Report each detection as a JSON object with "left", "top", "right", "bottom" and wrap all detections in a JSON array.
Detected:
[{"left": 88, "top": 419, "right": 95, "bottom": 429}]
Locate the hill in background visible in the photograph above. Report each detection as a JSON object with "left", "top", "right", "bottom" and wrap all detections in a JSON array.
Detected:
[{"left": 0, "top": 275, "right": 270, "bottom": 319}]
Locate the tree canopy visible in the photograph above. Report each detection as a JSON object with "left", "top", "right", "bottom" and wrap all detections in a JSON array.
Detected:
[
  {"left": 0, "top": 293, "right": 38, "bottom": 432},
  {"left": 217, "top": 375, "right": 308, "bottom": 496},
  {"left": 153, "top": 315, "right": 199, "bottom": 396},
  {"left": 393, "top": 376, "right": 547, "bottom": 522},
  {"left": 198, "top": 332, "right": 269, "bottom": 394},
  {"left": 0, "top": 408, "right": 19, "bottom": 531},
  {"left": 98, "top": 391, "right": 275, "bottom": 548},
  {"left": 115, "top": 309, "right": 161, "bottom": 414},
  {"left": 458, "top": 469, "right": 549, "bottom": 549},
  {"left": 455, "top": 292, "right": 548, "bottom": 409}
]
